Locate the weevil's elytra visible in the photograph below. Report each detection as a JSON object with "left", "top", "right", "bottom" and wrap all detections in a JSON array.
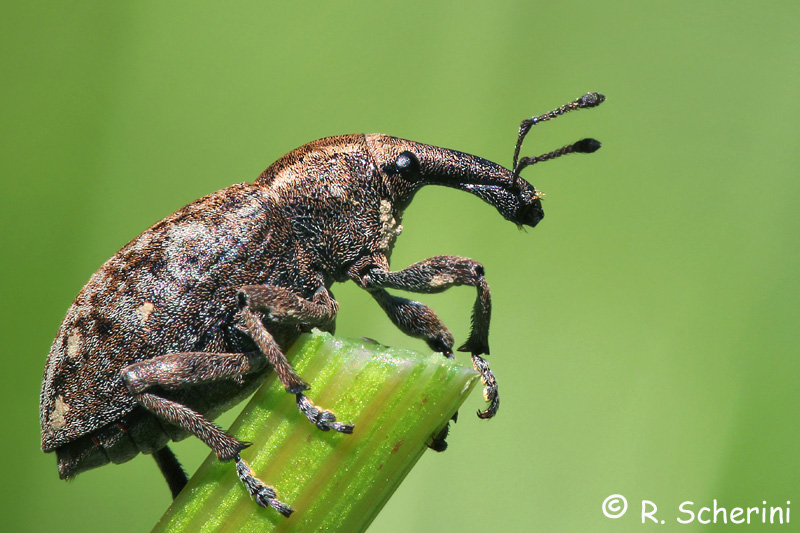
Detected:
[{"left": 40, "top": 93, "right": 605, "bottom": 516}]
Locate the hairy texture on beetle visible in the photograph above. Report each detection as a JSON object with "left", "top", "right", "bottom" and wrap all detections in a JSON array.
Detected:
[
  {"left": 66, "top": 332, "right": 82, "bottom": 360},
  {"left": 41, "top": 93, "right": 604, "bottom": 515},
  {"left": 136, "top": 302, "right": 154, "bottom": 323}
]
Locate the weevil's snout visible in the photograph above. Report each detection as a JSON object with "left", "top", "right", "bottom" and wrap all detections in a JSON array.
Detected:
[
  {"left": 453, "top": 168, "right": 544, "bottom": 228},
  {"left": 367, "top": 135, "right": 548, "bottom": 227},
  {"left": 515, "top": 188, "right": 544, "bottom": 228},
  {"left": 501, "top": 175, "right": 545, "bottom": 227}
]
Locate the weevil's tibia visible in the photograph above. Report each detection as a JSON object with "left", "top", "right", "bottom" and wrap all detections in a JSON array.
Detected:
[
  {"left": 471, "top": 354, "right": 499, "bottom": 419},
  {"left": 512, "top": 92, "right": 606, "bottom": 185},
  {"left": 238, "top": 306, "right": 310, "bottom": 394},
  {"left": 135, "top": 392, "right": 248, "bottom": 460},
  {"left": 235, "top": 454, "right": 294, "bottom": 517}
]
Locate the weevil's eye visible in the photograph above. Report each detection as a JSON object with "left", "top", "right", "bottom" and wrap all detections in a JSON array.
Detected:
[{"left": 395, "top": 151, "right": 419, "bottom": 175}]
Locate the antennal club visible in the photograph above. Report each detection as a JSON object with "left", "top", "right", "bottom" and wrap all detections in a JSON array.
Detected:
[
  {"left": 511, "top": 92, "right": 605, "bottom": 186},
  {"left": 515, "top": 137, "right": 602, "bottom": 175}
]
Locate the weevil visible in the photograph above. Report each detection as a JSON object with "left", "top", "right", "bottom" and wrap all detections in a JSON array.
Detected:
[{"left": 40, "top": 93, "right": 604, "bottom": 516}]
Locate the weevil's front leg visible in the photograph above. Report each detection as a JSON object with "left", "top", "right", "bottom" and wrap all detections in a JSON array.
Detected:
[
  {"left": 370, "top": 289, "right": 455, "bottom": 357},
  {"left": 237, "top": 285, "right": 353, "bottom": 434},
  {"left": 368, "top": 288, "right": 458, "bottom": 450},
  {"left": 358, "top": 255, "right": 490, "bottom": 355},
  {"left": 351, "top": 255, "right": 499, "bottom": 419}
]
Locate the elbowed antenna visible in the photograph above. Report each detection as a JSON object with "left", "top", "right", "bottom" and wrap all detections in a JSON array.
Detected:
[{"left": 511, "top": 92, "right": 605, "bottom": 188}]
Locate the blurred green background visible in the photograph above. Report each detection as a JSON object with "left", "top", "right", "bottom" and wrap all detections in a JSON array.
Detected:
[{"left": 2, "top": 1, "right": 798, "bottom": 531}]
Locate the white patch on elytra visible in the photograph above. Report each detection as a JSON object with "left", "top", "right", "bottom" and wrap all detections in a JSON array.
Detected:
[
  {"left": 50, "top": 396, "right": 70, "bottom": 430},
  {"left": 66, "top": 332, "right": 82, "bottom": 359},
  {"left": 164, "top": 222, "right": 218, "bottom": 281},
  {"left": 137, "top": 302, "right": 154, "bottom": 322},
  {"left": 378, "top": 199, "right": 403, "bottom": 251}
]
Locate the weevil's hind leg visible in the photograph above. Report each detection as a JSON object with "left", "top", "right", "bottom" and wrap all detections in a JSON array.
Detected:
[
  {"left": 123, "top": 350, "right": 269, "bottom": 459},
  {"left": 153, "top": 445, "right": 188, "bottom": 499},
  {"left": 237, "top": 285, "right": 353, "bottom": 434},
  {"left": 122, "top": 350, "right": 293, "bottom": 515}
]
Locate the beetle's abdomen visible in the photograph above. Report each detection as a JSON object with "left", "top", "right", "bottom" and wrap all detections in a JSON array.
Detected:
[
  {"left": 56, "top": 367, "right": 269, "bottom": 479},
  {"left": 41, "top": 183, "right": 286, "bottom": 452}
]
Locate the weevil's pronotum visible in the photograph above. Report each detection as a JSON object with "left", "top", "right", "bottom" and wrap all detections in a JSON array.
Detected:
[{"left": 40, "top": 93, "right": 604, "bottom": 516}]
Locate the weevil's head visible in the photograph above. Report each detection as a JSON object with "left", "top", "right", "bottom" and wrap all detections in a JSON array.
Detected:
[
  {"left": 366, "top": 134, "right": 546, "bottom": 228},
  {"left": 366, "top": 92, "right": 604, "bottom": 229}
]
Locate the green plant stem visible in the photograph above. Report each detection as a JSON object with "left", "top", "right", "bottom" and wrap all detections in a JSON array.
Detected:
[{"left": 152, "top": 329, "right": 479, "bottom": 532}]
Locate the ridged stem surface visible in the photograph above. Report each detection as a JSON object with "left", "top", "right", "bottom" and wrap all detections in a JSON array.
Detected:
[{"left": 153, "top": 330, "right": 479, "bottom": 532}]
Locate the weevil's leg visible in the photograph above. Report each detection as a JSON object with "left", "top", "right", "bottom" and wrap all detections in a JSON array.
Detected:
[
  {"left": 357, "top": 255, "right": 490, "bottom": 356},
  {"left": 153, "top": 445, "right": 189, "bottom": 499},
  {"left": 351, "top": 255, "right": 499, "bottom": 418},
  {"left": 122, "top": 350, "right": 296, "bottom": 514},
  {"left": 237, "top": 307, "right": 309, "bottom": 393},
  {"left": 369, "top": 289, "right": 455, "bottom": 357},
  {"left": 368, "top": 288, "right": 458, "bottom": 450},
  {"left": 238, "top": 284, "right": 339, "bottom": 333},
  {"left": 130, "top": 389, "right": 294, "bottom": 514},
  {"left": 236, "top": 454, "right": 294, "bottom": 517},
  {"left": 237, "top": 287, "right": 353, "bottom": 434},
  {"left": 429, "top": 411, "right": 460, "bottom": 452},
  {"left": 471, "top": 354, "right": 499, "bottom": 419},
  {"left": 123, "top": 350, "right": 267, "bottom": 392},
  {"left": 122, "top": 351, "right": 265, "bottom": 459}
]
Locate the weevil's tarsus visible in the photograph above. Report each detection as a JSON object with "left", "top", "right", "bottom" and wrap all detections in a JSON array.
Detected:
[
  {"left": 153, "top": 445, "right": 188, "bottom": 499},
  {"left": 472, "top": 354, "right": 499, "bottom": 419},
  {"left": 429, "top": 422, "right": 450, "bottom": 452},
  {"left": 296, "top": 393, "right": 354, "bottom": 433},
  {"left": 512, "top": 92, "right": 605, "bottom": 187},
  {"left": 428, "top": 410, "right": 459, "bottom": 452},
  {"left": 236, "top": 454, "right": 294, "bottom": 517}
]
